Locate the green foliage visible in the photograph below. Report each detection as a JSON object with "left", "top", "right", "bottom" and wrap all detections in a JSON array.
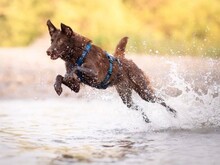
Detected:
[
  {"left": 124, "top": 0, "right": 220, "bottom": 56},
  {"left": 0, "top": 0, "right": 53, "bottom": 46},
  {"left": 0, "top": 0, "right": 219, "bottom": 56}
]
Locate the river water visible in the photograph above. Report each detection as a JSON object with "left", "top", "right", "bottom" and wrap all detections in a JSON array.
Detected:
[{"left": 0, "top": 59, "right": 220, "bottom": 165}]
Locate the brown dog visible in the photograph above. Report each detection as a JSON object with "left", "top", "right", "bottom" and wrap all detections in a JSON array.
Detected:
[{"left": 46, "top": 20, "right": 177, "bottom": 123}]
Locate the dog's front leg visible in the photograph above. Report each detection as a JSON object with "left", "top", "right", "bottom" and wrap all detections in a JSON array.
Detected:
[
  {"left": 54, "top": 74, "right": 80, "bottom": 96},
  {"left": 63, "top": 72, "right": 80, "bottom": 92},
  {"left": 54, "top": 75, "right": 64, "bottom": 95}
]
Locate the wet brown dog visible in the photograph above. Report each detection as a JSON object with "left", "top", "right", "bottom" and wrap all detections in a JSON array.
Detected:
[{"left": 46, "top": 20, "right": 177, "bottom": 123}]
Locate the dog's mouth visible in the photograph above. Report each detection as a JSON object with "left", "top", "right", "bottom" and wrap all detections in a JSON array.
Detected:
[
  {"left": 49, "top": 51, "right": 65, "bottom": 60},
  {"left": 50, "top": 55, "right": 59, "bottom": 60},
  {"left": 50, "top": 54, "right": 59, "bottom": 60}
]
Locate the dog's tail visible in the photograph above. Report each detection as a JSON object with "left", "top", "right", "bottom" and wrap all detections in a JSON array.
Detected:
[{"left": 114, "top": 36, "right": 128, "bottom": 58}]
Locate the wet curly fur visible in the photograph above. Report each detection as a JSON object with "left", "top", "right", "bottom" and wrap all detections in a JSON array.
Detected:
[{"left": 46, "top": 20, "right": 177, "bottom": 123}]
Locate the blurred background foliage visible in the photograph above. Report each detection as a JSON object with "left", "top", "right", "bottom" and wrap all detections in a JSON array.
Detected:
[{"left": 0, "top": 0, "right": 219, "bottom": 56}]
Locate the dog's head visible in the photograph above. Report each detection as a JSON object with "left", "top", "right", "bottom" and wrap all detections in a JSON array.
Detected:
[{"left": 46, "top": 20, "right": 75, "bottom": 60}]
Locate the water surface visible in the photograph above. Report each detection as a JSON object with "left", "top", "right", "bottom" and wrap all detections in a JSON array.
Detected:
[
  {"left": 0, "top": 97, "right": 219, "bottom": 165},
  {"left": 0, "top": 58, "right": 220, "bottom": 165}
]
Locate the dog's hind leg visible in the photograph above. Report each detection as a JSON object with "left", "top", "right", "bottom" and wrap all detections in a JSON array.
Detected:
[
  {"left": 153, "top": 97, "right": 177, "bottom": 117},
  {"left": 116, "top": 83, "right": 150, "bottom": 123},
  {"left": 135, "top": 88, "right": 177, "bottom": 117},
  {"left": 133, "top": 82, "right": 177, "bottom": 117},
  {"left": 128, "top": 66, "right": 177, "bottom": 117}
]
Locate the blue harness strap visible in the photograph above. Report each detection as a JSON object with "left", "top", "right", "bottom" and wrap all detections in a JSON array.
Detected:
[
  {"left": 76, "top": 43, "right": 117, "bottom": 89},
  {"left": 76, "top": 43, "right": 92, "bottom": 66},
  {"left": 76, "top": 43, "right": 92, "bottom": 82},
  {"left": 96, "top": 53, "right": 115, "bottom": 89}
]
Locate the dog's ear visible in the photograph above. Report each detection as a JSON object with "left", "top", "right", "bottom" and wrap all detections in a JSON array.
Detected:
[
  {"left": 60, "top": 23, "right": 73, "bottom": 37},
  {"left": 47, "top": 20, "right": 57, "bottom": 36}
]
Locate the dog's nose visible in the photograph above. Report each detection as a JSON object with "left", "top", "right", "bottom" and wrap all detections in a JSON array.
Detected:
[{"left": 46, "top": 50, "right": 52, "bottom": 56}]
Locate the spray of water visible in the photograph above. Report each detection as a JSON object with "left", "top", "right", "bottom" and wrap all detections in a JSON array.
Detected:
[
  {"left": 145, "top": 60, "right": 219, "bottom": 130},
  {"left": 79, "top": 59, "right": 220, "bottom": 132}
]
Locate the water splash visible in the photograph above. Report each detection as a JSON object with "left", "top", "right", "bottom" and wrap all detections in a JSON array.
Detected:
[{"left": 148, "top": 60, "right": 220, "bottom": 130}]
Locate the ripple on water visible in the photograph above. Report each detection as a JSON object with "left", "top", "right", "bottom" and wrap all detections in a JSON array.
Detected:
[{"left": 0, "top": 59, "right": 220, "bottom": 164}]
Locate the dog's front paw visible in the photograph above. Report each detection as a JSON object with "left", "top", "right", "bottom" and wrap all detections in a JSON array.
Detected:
[{"left": 54, "top": 83, "right": 63, "bottom": 96}]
